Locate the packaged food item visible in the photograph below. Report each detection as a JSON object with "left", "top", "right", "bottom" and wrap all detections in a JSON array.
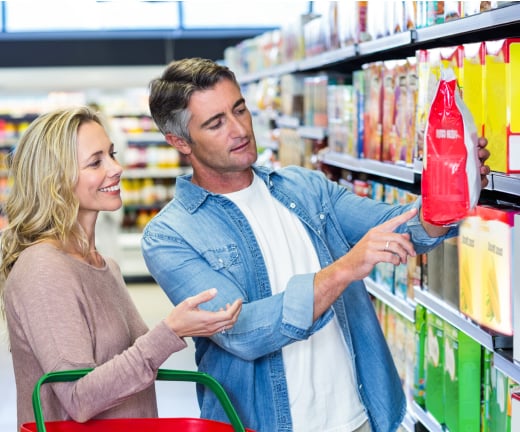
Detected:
[{"left": 421, "top": 67, "right": 481, "bottom": 226}]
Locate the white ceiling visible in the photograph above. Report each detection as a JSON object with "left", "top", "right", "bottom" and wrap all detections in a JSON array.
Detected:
[{"left": 0, "top": 65, "right": 166, "bottom": 93}]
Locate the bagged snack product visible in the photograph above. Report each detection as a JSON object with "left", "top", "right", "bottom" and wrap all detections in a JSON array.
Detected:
[{"left": 422, "top": 67, "right": 481, "bottom": 226}]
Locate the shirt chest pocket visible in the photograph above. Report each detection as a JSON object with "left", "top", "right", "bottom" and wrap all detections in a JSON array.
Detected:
[{"left": 202, "top": 244, "right": 240, "bottom": 270}]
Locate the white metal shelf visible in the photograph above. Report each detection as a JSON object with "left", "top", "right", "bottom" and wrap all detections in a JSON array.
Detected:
[
  {"left": 123, "top": 166, "right": 191, "bottom": 179},
  {"left": 125, "top": 131, "right": 165, "bottom": 143},
  {"left": 322, "top": 152, "right": 520, "bottom": 196},
  {"left": 237, "top": 4, "right": 520, "bottom": 85},
  {"left": 320, "top": 152, "right": 416, "bottom": 184},
  {"left": 410, "top": 401, "right": 444, "bottom": 432},
  {"left": 364, "top": 277, "right": 415, "bottom": 322},
  {"left": 413, "top": 3, "right": 520, "bottom": 43}
]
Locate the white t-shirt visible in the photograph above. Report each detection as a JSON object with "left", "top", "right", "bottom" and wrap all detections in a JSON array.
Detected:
[{"left": 225, "top": 173, "right": 367, "bottom": 432}]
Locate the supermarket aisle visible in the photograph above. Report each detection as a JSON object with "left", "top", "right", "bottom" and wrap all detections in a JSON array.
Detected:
[{"left": 0, "top": 282, "right": 199, "bottom": 431}]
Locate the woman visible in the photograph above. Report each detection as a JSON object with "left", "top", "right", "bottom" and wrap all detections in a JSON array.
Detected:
[{"left": 0, "top": 106, "right": 242, "bottom": 430}]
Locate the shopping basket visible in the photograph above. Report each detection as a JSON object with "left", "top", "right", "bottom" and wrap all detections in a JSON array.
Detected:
[{"left": 21, "top": 368, "right": 254, "bottom": 432}]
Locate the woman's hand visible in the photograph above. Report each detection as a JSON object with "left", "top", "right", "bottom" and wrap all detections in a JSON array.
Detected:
[{"left": 164, "top": 288, "right": 242, "bottom": 338}]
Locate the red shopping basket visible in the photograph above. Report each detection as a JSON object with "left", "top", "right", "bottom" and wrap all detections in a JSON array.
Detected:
[{"left": 21, "top": 368, "right": 254, "bottom": 432}]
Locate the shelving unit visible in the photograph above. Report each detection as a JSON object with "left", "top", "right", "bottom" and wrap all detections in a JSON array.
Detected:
[
  {"left": 238, "top": 4, "right": 520, "bottom": 82},
  {"left": 234, "top": 4, "right": 520, "bottom": 430}
]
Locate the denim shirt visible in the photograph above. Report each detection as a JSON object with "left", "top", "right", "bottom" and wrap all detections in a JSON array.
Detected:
[{"left": 142, "top": 165, "right": 456, "bottom": 432}]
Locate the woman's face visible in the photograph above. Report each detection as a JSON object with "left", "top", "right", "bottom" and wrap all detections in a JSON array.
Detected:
[{"left": 74, "top": 121, "right": 123, "bottom": 215}]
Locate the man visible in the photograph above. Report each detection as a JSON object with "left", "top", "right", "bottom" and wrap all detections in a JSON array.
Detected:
[{"left": 142, "top": 57, "right": 490, "bottom": 432}]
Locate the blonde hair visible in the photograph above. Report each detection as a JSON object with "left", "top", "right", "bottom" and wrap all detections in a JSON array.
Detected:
[{"left": 0, "top": 106, "right": 104, "bottom": 307}]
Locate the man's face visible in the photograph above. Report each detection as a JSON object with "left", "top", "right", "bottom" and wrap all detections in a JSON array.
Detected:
[{"left": 185, "top": 78, "right": 258, "bottom": 179}]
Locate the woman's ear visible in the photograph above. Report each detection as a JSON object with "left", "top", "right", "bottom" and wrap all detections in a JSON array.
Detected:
[{"left": 165, "top": 133, "right": 191, "bottom": 156}]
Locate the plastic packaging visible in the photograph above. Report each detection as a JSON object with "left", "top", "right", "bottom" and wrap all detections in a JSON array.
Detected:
[{"left": 421, "top": 67, "right": 481, "bottom": 226}]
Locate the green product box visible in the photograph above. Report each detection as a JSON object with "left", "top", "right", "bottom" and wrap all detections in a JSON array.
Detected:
[
  {"left": 425, "top": 310, "right": 445, "bottom": 424},
  {"left": 426, "top": 242, "right": 444, "bottom": 300},
  {"left": 443, "top": 321, "right": 481, "bottom": 432},
  {"left": 488, "top": 365, "right": 514, "bottom": 432},
  {"left": 404, "top": 319, "right": 416, "bottom": 405},
  {"left": 414, "top": 304, "right": 427, "bottom": 407},
  {"left": 481, "top": 349, "right": 492, "bottom": 432}
]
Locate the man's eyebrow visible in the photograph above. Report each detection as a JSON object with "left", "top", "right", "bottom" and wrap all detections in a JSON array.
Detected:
[{"left": 200, "top": 98, "right": 246, "bottom": 129}]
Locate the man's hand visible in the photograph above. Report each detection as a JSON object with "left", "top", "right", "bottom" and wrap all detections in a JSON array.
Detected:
[{"left": 477, "top": 136, "right": 491, "bottom": 189}]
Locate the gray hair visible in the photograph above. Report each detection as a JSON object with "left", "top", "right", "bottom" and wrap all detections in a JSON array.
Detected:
[{"left": 148, "top": 57, "right": 239, "bottom": 142}]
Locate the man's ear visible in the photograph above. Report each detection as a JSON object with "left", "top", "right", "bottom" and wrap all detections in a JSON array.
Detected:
[{"left": 165, "top": 133, "right": 191, "bottom": 155}]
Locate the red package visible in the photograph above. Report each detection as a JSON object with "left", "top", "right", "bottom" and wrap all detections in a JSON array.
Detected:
[{"left": 422, "top": 67, "right": 481, "bottom": 226}]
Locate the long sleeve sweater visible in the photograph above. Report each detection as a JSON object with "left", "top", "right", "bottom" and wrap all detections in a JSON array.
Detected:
[{"left": 4, "top": 243, "right": 187, "bottom": 430}]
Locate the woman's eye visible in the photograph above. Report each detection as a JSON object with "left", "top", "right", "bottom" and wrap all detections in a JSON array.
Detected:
[{"left": 110, "top": 151, "right": 118, "bottom": 160}]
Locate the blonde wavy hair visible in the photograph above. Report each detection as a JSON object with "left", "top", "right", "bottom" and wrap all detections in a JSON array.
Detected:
[{"left": 0, "top": 106, "right": 104, "bottom": 311}]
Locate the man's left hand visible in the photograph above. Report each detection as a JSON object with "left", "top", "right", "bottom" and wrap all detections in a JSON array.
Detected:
[{"left": 477, "top": 136, "right": 491, "bottom": 189}]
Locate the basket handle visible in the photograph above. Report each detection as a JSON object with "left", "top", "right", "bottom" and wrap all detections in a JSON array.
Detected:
[{"left": 32, "top": 368, "right": 247, "bottom": 432}]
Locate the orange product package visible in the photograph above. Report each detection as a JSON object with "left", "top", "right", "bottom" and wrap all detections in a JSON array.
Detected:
[{"left": 421, "top": 67, "right": 481, "bottom": 226}]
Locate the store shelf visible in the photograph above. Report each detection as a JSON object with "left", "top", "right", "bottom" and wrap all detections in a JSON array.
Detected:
[
  {"left": 297, "top": 45, "right": 357, "bottom": 71},
  {"left": 357, "top": 31, "right": 412, "bottom": 57},
  {"left": 297, "top": 125, "right": 327, "bottom": 141},
  {"left": 364, "top": 278, "right": 415, "bottom": 322},
  {"left": 276, "top": 115, "right": 300, "bottom": 129},
  {"left": 413, "top": 3, "right": 520, "bottom": 43},
  {"left": 491, "top": 172, "right": 520, "bottom": 196},
  {"left": 320, "top": 151, "right": 416, "bottom": 184},
  {"left": 414, "top": 287, "right": 520, "bottom": 384},
  {"left": 400, "top": 411, "right": 416, "bottom": 432},
  {"left": 118, "top": 231, "right": 151, "bottom": 280},
  {"left": 123, "top": 166, "right": 191, "bottom": 179},
  {"left": 237, "top": 4, "right": 520, "bottom": 84},
  {"left": 323, "top": 154, "right": 520, "bottom": 196},
  {"left": 410, "top": 401, "right": 443, "bottom": 432},
  {"left": 125, "top": 131, "right": 165, "bottom": 143}
]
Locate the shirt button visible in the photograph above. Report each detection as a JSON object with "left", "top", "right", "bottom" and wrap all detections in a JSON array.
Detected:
[
  {"left": 319, "top": 213, "right": 325, "bottom": 220},
  {"left": 289, "top": 203, "right": 296, "bottom": 209}
]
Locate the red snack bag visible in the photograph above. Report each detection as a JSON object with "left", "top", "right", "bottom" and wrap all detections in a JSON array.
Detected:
[{"left": 422, "top": 67, "right": 481, "bottom": 226}]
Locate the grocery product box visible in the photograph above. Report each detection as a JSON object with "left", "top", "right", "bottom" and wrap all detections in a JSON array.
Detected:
[
  {"left": 425, "top": 310, "right": 445, "bottom": 424},
  {"left": 484, "top": 38, "right": 520, "bottom": 173},
  {"left": 478, "top": 205, "right": 518, "bottom": 336},
  {"left": 442, "top": 237, "right": 460, "bottom": 310},
  {"left": 458, "top": 213, "right": 482, "bottom": 324},
  {"left": 443, "top": 321, "right": 481, "bottom": 432},
  {"left": 277, "top": 128, "right": 304, "bottom": 167},
  {"left": 381, "top": 60, "right": 398, "bottom": 162},
  {"left": 362, "top": 61, "right": 383, "bottom": 160},
  {"left": 440, "top": 45, "right": 464, "bottom": 89},
  {"left": 512, "top": 392, "right": 520, "bottom": 432},
  {"left": 327, "top": 83, "right": 355, "bottom": 156},
  {"left": 415, "top": 48, "right": 441, "bottom": 161},
  {"left": 280, "top": 73, "right": 304, "bottom": 120},
  {"left": 414, "top": 304, "right": 427, "bottom": 408},
  {"left": 462, "top": 41, "right": 486, "bottom": 136},
  {"left": 426, "top": 242, "right": 444, "bottom": 300},
  {"left": 402, "top": 57, "right": 418, "bottom": 165},
  {"left": 482, "top": 356, "right": 516, "bottom": 432},
  {"left": 352, "top": 69, "right": 365, "bottom": 159},
  {"left": 459, "top": 205, "right": 519, "bottom": 336},
  {"left": 404, "top": 318, "right": 416, "bottom": 405}
]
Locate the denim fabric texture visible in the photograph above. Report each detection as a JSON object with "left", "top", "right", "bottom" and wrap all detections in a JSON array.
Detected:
[{"left": 142, "top": 165, "right": 457, "bottom": 432}]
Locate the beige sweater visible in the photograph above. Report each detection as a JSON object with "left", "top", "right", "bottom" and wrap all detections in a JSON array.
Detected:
[{"left": 4, "top": 243, "right": 187, "bottom": 430}]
